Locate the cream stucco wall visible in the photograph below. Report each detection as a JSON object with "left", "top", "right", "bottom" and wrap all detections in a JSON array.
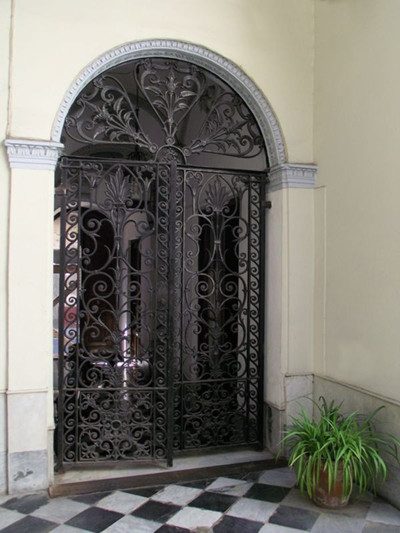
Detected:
[
  {"left": 9, "top": 0, "right": 314, "bottom": 163},
  {"left": 314, "top": 0, "right": 400, "bottom": 402},
  {"left": 0, "top": 0, "right": 12, "bottom": 493},
  {"left": 313, "top": 4, "right": 400, "bottom": 504},
  {"left": 266, "top": 187, "right": 314, "bottom": 406},
  {"left": 1, "top": 2, "right": 11, "bottom": 393}
]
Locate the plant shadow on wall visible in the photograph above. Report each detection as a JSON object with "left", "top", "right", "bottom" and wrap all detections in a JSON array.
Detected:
[{"left": 279, "top": 397, "right": 400, "bottom": 509}]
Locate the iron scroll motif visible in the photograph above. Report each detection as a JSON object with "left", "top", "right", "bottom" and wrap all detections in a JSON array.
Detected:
[
  {"left": 63, "top": 58, "right": 265, "bottom": 167},
  {"left": 172, "top": 168, "right": 264, "bottom": 451},
  {"left": 56, "top": 158, "right": 265, "bottom": 466},
  {"left": 57, "top": 158, "right": 172, "bottom": 464},
  {"left": 56, "top": 57, "right": 267, "bottom": 467}
]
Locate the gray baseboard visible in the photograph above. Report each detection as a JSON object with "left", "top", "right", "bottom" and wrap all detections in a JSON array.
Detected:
[{"left": 8, "top": 450, "right": 48, "bottom": 494}]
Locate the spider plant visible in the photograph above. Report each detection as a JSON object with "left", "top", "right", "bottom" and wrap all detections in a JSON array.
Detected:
[{"left": 280, "top": 397, "right": 400, "bottom": 504}]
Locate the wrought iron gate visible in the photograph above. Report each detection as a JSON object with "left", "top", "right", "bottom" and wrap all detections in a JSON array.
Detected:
[
  {"left": 56, "top": 159, "right": 265, "bottom": 467},
  {"left": 172, "top": 167, "right": 265, "bottom": 452}
]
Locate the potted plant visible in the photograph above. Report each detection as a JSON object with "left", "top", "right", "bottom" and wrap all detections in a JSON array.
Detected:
[{"left": 280, "top": 397, "right": 400, "bottom": 509}]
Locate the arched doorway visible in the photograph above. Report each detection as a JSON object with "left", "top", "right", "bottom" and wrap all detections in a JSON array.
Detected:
[{"left": 54, "top": 50, "right": 271, "bottom": 469}]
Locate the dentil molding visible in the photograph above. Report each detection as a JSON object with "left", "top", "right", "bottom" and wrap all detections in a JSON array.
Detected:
[
  {"left": 5, "top": 139, "right": 64, "bottom": 170},
  {"left": 268, "top": 163, "right": 317, "bottom": 192}
]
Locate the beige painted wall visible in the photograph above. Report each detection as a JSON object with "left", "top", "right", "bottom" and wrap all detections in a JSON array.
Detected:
[
  {"left": 0, "top": 0, "right": 12, "bottom": 492},
  {"left": 9, "top": 0, "right": 314, "bottom": 163},
  {"left": 314, "top": 0, "right": 400, "bottom": 401},
  {"left": 266, "top": 187, "right": 315, "bottom": 392},
  {"left": 0, "top": 0, "right": 11, "bottom": 393}
]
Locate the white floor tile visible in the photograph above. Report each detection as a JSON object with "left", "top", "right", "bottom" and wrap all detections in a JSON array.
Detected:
[
  {"left": 151, "top": 484, "right": 202, "bottom": 505},
  {"left": 51, "top": 525, "right": 93, "bottom": 533},
  {"left": 206, "top": 476, "right": 252, "bottom": 496},
  {"left": 96, "top": 491, "right": 147, "bottom": 513},
  {"left": 227, "top": 497, "right": 278, "bottom": 522},
  {"left": 167, "top": 506, "right": 222, "bottom": 530},
  {"left": 311, "top": 514, "right": 365, "bottom": 533},
  {"left": 366, "top": 501, "right": 400, "bottom": 526}
]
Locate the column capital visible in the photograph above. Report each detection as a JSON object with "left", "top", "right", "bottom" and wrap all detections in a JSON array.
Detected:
[
  {"left": 269, "top": 163, "right": 317, "bottom": 192},
  {"left": 5, "top": 139, "right": 64, "bottom": 170}
]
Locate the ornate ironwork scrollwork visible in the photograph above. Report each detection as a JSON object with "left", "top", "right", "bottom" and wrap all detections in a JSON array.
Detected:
[
  {"left": 56, "top": 160, "right": 264, "bottom": 465},
  {"left": 171, "top": 168, "right": 263, "bottom": 450},
  {"left": 57, "top": 158, "right": 172, "bottom": 465},
  {"left": 63, "top": 58, "right": 265, "bottom": 167}
]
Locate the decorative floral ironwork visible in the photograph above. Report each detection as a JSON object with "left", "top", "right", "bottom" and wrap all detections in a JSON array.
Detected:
[
  {"left": 64, "top": 75, "right": 157, "bottom": 154},
  {"left": 56, "top": 157, "right": 265, "bottom": 466},
  {"left": 173, "top": 168, "right": 263, "bottom": 451},
  {"left": 56, "top": 158, "right": 171, "bottom": 466},
  {"left": 203, "top": 175, "right": 232, "bottom": 214},
  {"left": 135, "top": 59, "right": 205, "bottom": 144},
  {"left": 63, "top": 58, "right": 265, "bottom": 168}
]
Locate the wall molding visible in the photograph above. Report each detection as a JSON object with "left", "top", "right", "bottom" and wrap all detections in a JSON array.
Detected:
[
  {"left": 6, "top": 389, "right": 48, "bottom": 395},
  {"left": 51, "top": 39, "right": 287, "bottom": 168},
  {"left": 5, "top": 139, "right": 64, "bottom": 170},
  {"left": 314, "top": 374, "right": 400, "bottom": 409},
  {"left": 268, "top": 163, "right": 317, "bottom": 192}
]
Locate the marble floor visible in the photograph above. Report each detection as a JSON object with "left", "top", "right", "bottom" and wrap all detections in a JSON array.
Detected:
[{"left": 1, "top": 466, "right": 400, "bottom": 532}]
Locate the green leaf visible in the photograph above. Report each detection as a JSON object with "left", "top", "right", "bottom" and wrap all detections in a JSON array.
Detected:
[{"left": 278, "top": 397, "right": 400, "bottom": 500}]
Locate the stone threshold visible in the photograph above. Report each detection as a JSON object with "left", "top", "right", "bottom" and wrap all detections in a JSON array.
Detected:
[{"left": 50, "top": 449, "right": 283, "bottom": 497}]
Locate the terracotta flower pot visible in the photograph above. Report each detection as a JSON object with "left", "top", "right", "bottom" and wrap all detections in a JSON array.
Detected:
[{"left": 312, "top": 462, "right": 350, "bottom": 509}]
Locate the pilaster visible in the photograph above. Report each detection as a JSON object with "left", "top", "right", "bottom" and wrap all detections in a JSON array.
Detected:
[{"left": 4, "top": 138, "right": 63, "bottom": 493}]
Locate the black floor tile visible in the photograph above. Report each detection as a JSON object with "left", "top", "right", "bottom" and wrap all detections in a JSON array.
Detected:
[
  {"left": 241, "top": 471, "right": 262, "bottom": 482},
  {"left": 181, "top": 479, "right": 214, "bottom": 489},
  {"left": 227, "top": 473, "right": 253, "bottom": 481},
  {"left": 1, "top": 493, "right": 49, "bottom": 514},
  {"left": 72, "top": 491, "right": 112, "bottom": 505},
  {"left": 244, "top": 482, "right": 290, "bottom": 503},
  {"left": 269, "top": 504, "right": 320, "bottom": 531},
  {"left": 155, "top": 525, "right": 191, "bottom": 533},
  {"left": 66, "top": 506, "right": 124, "bottom": 532},
  {"left": 124, "top": 486, "right": 164, "bottom": 497},
  {"left": 0, "top": 515, "right": 57, "bottom": 533},
  {"left": 132, "top": 500, "right": 181, "bottom": 522},
  {"left": 213, "top": 515, "right": 263, "bottom": 533},
  {"left": 189, "top": 491, "right": 238, "bottom": 512}
]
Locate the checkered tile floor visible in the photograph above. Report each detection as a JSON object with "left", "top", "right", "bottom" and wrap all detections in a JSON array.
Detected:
[{"left": 1, "top": 467, "right": 400, "bottom": 532}]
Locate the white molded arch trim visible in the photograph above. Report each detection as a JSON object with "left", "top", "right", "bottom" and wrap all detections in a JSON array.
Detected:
[{"left": 51, "top": 39, "right": 287, "bottom": 168}]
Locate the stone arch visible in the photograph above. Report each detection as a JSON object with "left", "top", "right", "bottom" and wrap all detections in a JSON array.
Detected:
[{"left": 51, "top": 39, "right": 287, "bottom": 168}]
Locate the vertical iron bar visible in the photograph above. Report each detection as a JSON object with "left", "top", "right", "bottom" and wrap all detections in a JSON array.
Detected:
[
  {"left": 257, "top": 175, "right": 268, "bottom": 447},
  {"left": 245, "top": 175, "right": 252, "bottom": 443},
  {"left": 152, "top": 165, "right": 158, "bottom": 462},
  {"left": 177, "top": 167, "right": 185, "bottom": 452},
  {"left": 75, "top": 165, "right": 83, "bottom": 461},
  {"left": 181, "top": 167, "right": 187, "bottom": 451},
  {"left": 56, "top": 164, "right": 66, "bottom": 472},
  {"left": 166, "top": 162, "right": 177, "bottom": 467}
]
